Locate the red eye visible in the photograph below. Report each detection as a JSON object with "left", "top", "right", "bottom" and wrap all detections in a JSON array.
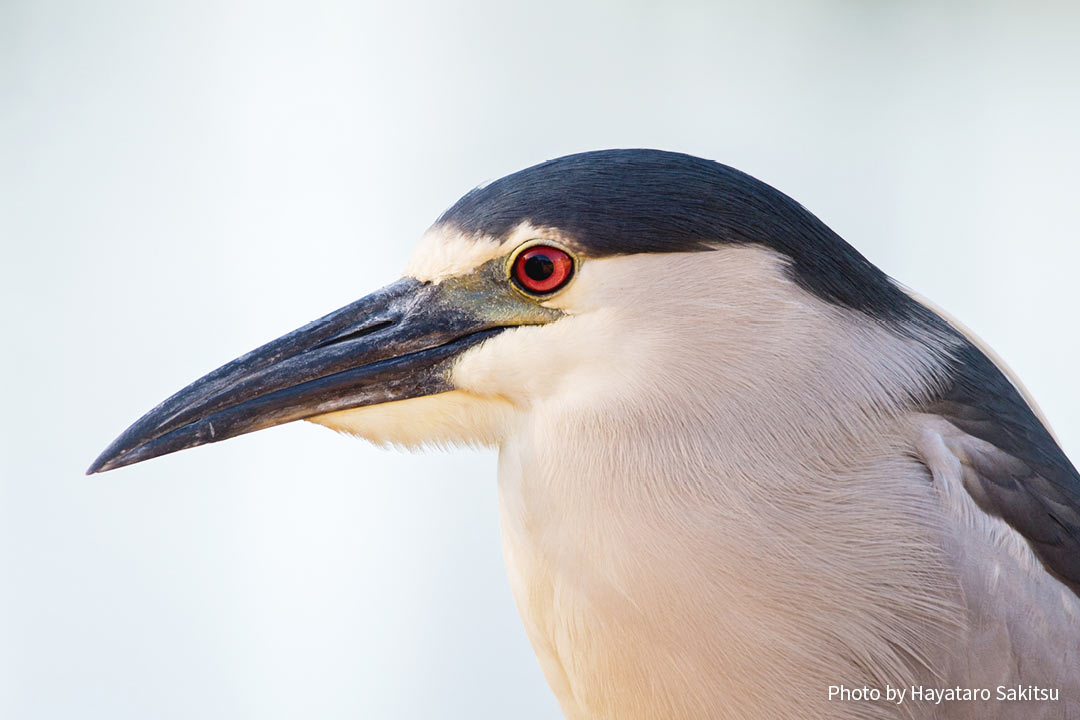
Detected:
[{"left": 512, "top": 246, "right": 574, "bottom": 294}]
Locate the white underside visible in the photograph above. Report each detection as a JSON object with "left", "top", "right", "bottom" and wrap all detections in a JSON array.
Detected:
[{"left": 495, "top": 412, "right": 1080, "bottom": 720}]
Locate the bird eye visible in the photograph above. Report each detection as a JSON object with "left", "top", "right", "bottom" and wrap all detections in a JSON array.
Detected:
[{"left": 511, "top": 245, "right": 574, "bottom": 295}]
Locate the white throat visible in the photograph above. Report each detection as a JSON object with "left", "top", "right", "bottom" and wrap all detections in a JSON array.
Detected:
[{"left": 480, "top": 247, "right": 964, "bottom": 719}]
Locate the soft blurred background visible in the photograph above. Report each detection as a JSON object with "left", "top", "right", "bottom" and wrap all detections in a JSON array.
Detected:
[{"left": 2, "top": 0, "right": 1078, "bottom": 717}]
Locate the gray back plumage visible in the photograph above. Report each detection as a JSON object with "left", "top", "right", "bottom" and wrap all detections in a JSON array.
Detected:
[{"left": 926, "top": 340, "right": 1080, "bottom": 595}]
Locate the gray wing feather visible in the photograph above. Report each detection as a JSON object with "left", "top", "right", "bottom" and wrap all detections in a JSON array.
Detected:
[{"left": 923, "top": 340, "right": 1080, "bottom": 595}]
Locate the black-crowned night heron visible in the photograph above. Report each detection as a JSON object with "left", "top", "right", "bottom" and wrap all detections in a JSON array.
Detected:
[{"left": 90, "top": 150, "right": 1079, "bottom": 719}]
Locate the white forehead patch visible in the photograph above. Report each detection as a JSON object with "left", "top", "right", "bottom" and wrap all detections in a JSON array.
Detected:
[{"left": 403, "top": 222, "right": 559, "bottom": 283}]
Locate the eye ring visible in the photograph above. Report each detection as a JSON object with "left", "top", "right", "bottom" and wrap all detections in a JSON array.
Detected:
[{"left": 510, "top": 244, "right": 575, "bottom": 295}]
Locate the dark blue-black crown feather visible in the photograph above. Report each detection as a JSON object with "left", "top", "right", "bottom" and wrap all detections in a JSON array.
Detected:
[{"left": 438, "top": 149, "right": 919, "bottom": 322}]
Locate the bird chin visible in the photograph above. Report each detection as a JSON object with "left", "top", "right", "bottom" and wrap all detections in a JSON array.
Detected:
[{"left": 307, "top": 389, "right": 515, "bottom": 450}]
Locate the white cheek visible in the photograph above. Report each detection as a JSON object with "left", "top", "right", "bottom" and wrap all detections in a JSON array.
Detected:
[
  {"left": 452, "top": 256, "right": 673, "bottom": 407},
  {"left": 451, "top": 309, "right": 645, "bottom": 407}
]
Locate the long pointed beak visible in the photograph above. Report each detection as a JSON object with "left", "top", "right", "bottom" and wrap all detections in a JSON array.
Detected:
[{"left": 87, "top": 277, "right": 513, "bottom": 474}]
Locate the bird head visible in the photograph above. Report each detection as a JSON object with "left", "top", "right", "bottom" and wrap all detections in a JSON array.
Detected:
[{"left": 88, "top": 149, "right": 940, "bottom": 473}]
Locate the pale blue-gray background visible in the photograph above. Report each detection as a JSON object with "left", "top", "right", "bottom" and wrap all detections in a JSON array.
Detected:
[{"left": 2, "top": 1, "right": 1078, "bottom": 718}]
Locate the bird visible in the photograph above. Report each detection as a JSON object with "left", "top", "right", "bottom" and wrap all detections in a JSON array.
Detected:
[{"left": 89, "top": 149, "right": 1080, "bottom": 720}]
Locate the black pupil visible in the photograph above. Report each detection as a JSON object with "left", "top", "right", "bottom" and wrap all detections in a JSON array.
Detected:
[{"left": 523, "top": 254, "right": 554, "bottom": 281}]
